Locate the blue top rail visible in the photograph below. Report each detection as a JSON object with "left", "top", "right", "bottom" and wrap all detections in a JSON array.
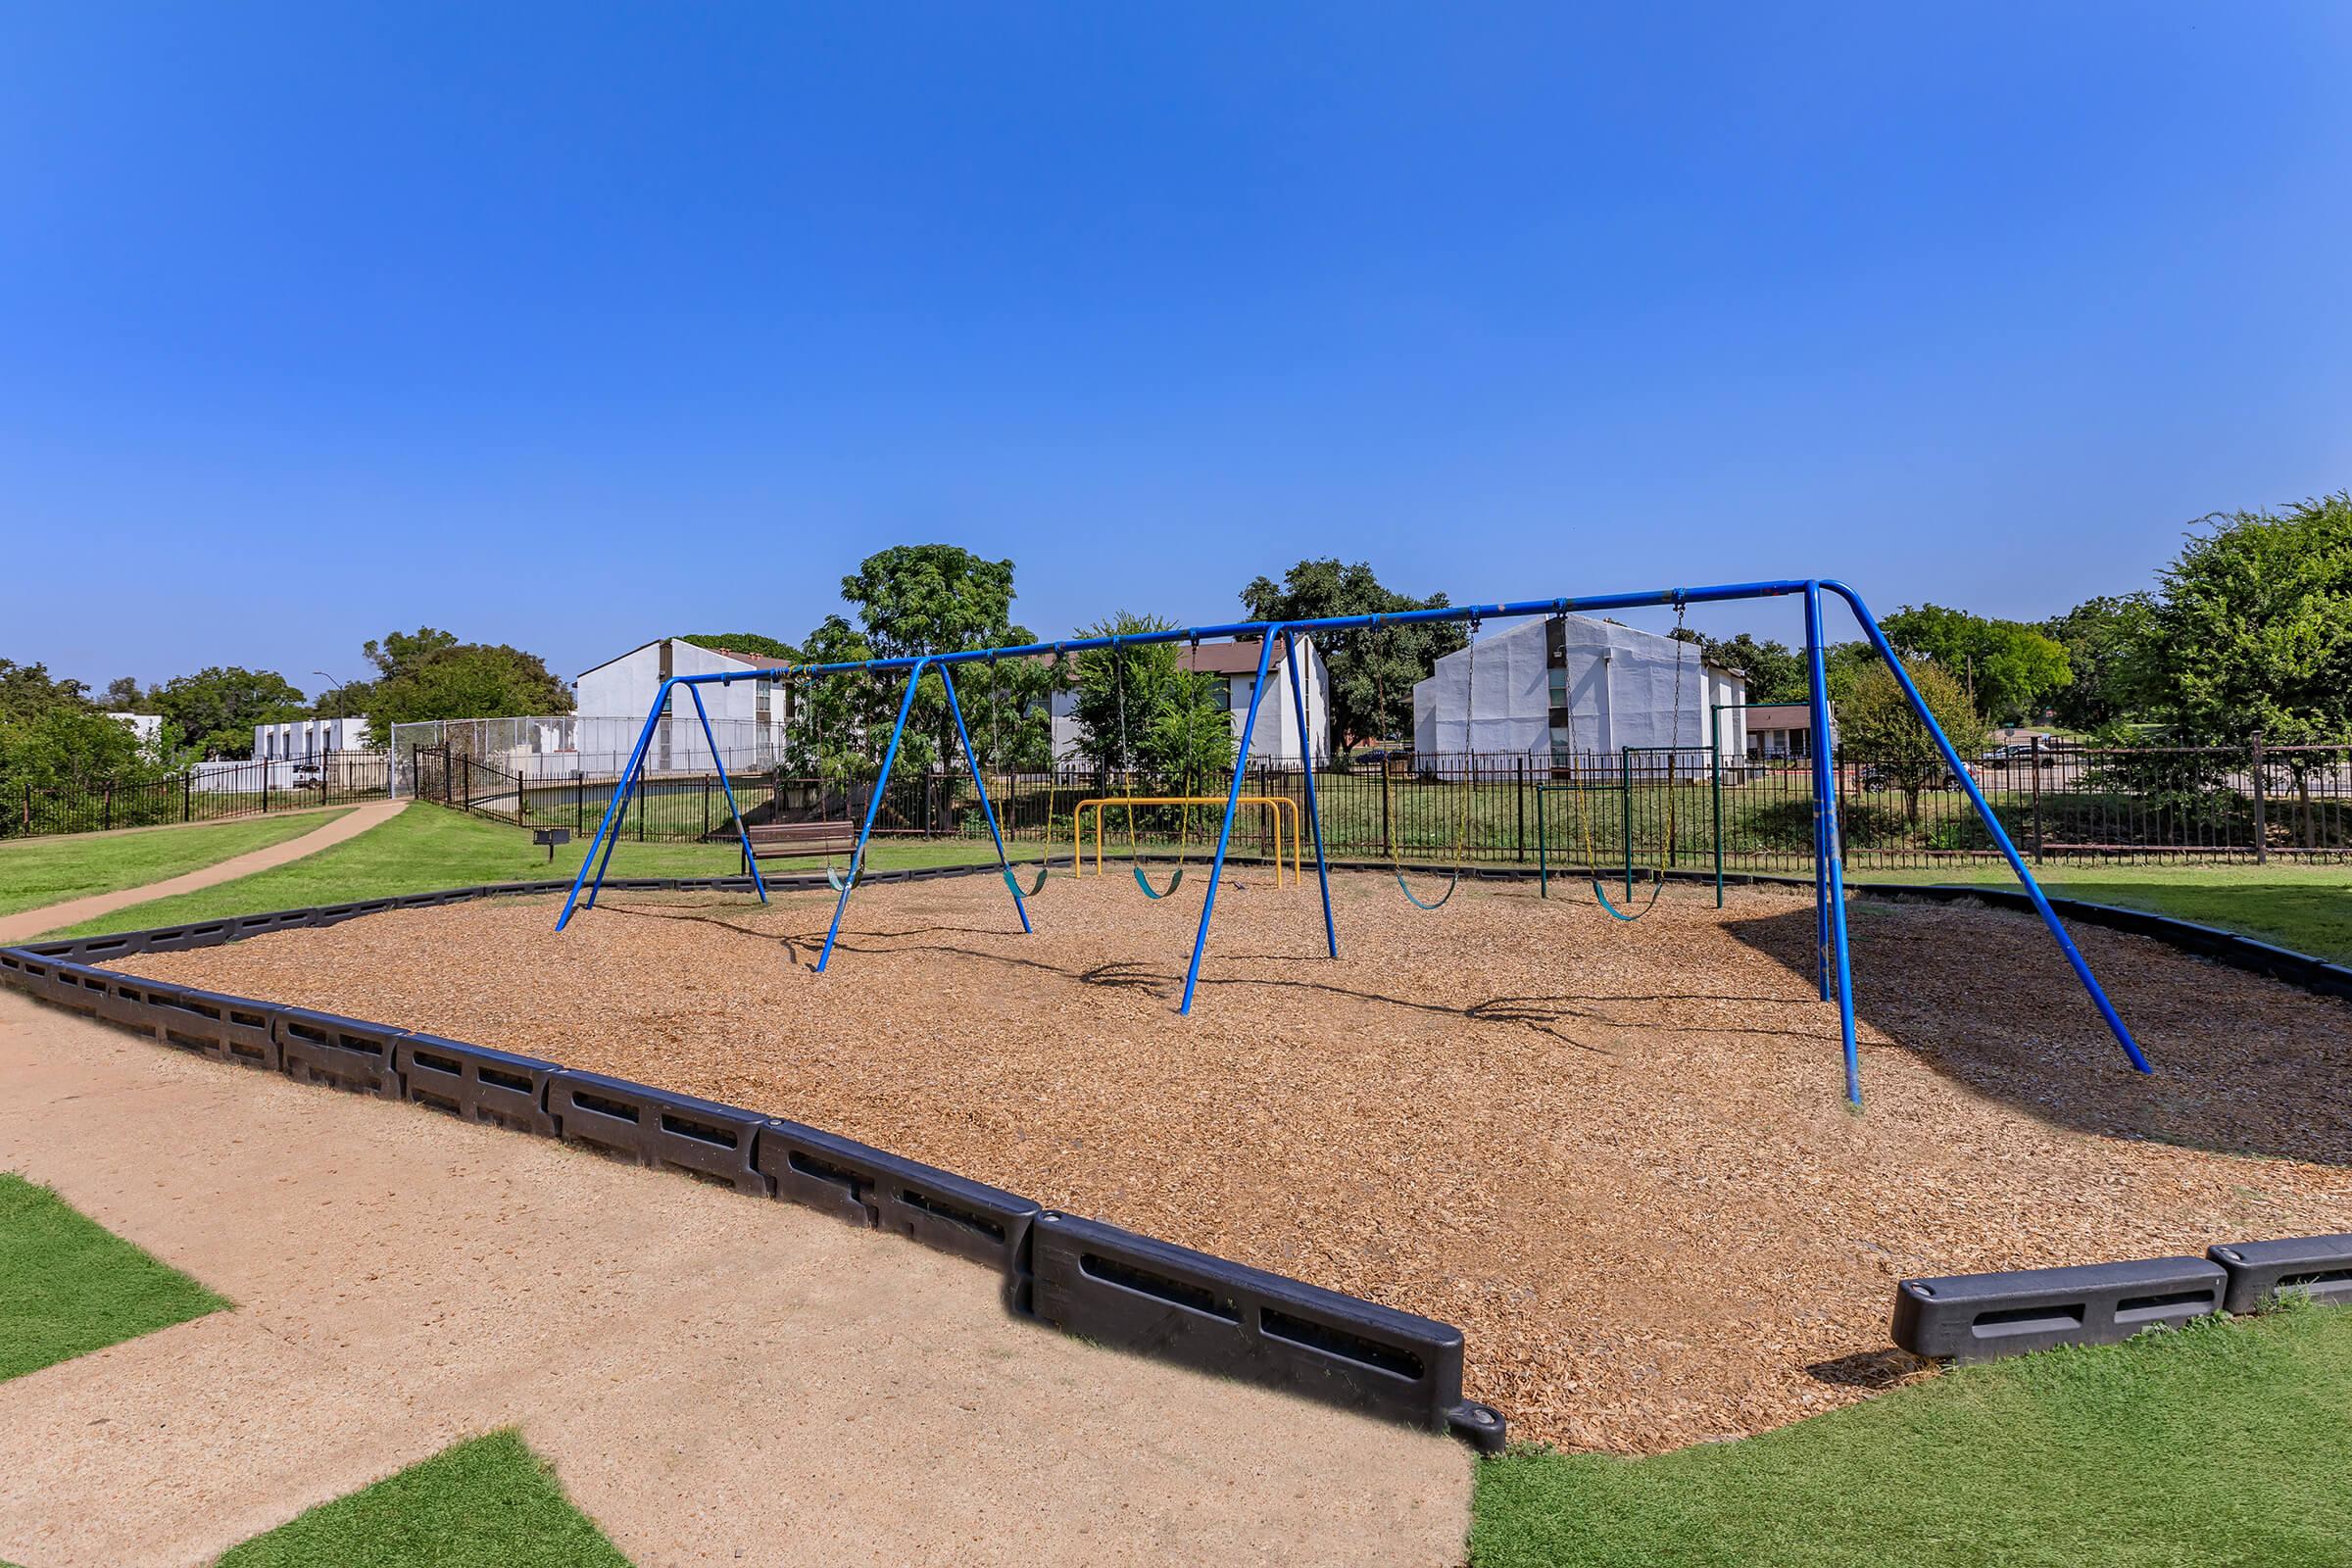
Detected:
[{"left": 666, "top": 579, "right": 1811, "bottom": 683}]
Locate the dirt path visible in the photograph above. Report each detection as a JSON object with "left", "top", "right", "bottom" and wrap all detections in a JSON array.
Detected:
[
  {"left": 0, "top": 991, "right": 1472, "bottom": 1568},
  {"left": 0, "top": 800, "right": 406, "bottom": 947}
]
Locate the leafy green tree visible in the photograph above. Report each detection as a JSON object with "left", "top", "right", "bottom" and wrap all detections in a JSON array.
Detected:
[
  {"left": 682, "top": 632, "right": 801, "bottom": 662},
  {"left": 1697, "top": 633, "right": 1808, "bottom": 704},
  {"left": 2133, "top": 495, "right": 2352, "bottom": 846},
  {"left": 362, "top": 627, "right": 461, "bottom": 679},
  {"left": 782, "top": 615, "right": 888, "bottom": 781},
  {"left": 345, "top": 625, "right": 569, "bottom": 729},
  {"left": 1838, "top": 660, "right": 1988, "bottom": 826},
  {"left": 841, "top": 546, "right": 1022, "bottom": 658},
  {"left": 2135, "top": 496, "right": 2352, "bottom": 747},
  {"left": 0, "top": 707, "right": 178, "bottom": 828},
  {"left": 101, "top": 676, "right": 152, "bottom": 712},
  {"left": 2038, "top": 594, "right": 2157, "bottom": 733},
  {"left": 149, "top": 666, "right": 309, "bottom": 758},
  {"left": 367, "top": 644, "right": 573, "bottom": 728},
  {"left": 1879, "top": 603, "right": 2073, "bottom": 725},
  {"left": 1066, "top": 613, "right": 1230, "bottom": 787},
  {"left": 359, "top": 641, "right": 574, "bottom": 730},
  {"left": 1816, "top": 642, "right": 1878, "bottom": 704},
  {"left": 837, "top": 545, "right": 1045, "bottom": 776},
  {"left": 1237, "top": 559, "right": 1464, "bottom": 748},
  {"left": 0, "top": 660, "right": 93, "bottom": 721}
]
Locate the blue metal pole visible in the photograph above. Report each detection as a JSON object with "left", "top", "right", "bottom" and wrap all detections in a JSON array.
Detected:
[
  {"left": 814, "top": 661, "right": 927, "bottom": 974},
  {"left": 1179, "top": 633, "right": 1280, "bottom": 1014},
  {"left": 556, "top": 676, "right": 671, "bottom": 930},
  {"left": 1802, "top": 593, "right": 1832, "bottom": 1001},
  {"left": 1821, "top": 580, "right": 2153, "bottom": 1075},
  {"left": 1804, "top": 584, "right": 1863, "bottom": 1106},
  {"left": 938, "top": 663, "right": 1032, "bottom": 935},
  {"left": 1281, "top": 629, "right": 1338, "bottom": 958},
  {"left": 686, "top": 683, "right": 767, "bottom": 906}
]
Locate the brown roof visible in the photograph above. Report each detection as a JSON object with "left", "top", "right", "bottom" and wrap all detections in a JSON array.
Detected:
[
  {"left": 1741, "top": 703, "right": 1811, "bottom": 729},
  {"left": 1180, "top": 639, "right": 1295, "bottom": 675},
  {"left": 705, "top": 646, "right": 795, "bottom": 670}
]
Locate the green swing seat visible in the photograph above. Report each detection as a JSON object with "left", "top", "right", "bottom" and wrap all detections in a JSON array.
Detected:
[{"left": 1132, "top": 864, "right": 1185, "bottom": 900}]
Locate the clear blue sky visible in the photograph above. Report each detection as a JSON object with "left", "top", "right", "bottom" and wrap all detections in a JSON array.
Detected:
[{"left": 6, "top": 3, "right": 2348, "bottom": 696}]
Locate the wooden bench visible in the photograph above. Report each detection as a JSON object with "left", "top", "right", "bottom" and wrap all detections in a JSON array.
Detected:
[{"left": 741, "top": 820, "right": 860, "bottom": 872}]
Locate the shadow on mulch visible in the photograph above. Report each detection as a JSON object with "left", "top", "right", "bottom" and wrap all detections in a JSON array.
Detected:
[
  {"left": 1803, "top": 1348, "right": 1933, "bottom": 1390},
  {"left": 1721, "top": 898, "right": 2352, "bottom": 1168}
]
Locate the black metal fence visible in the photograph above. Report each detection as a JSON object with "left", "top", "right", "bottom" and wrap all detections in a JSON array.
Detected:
[
  {"left": 3, "top": 756, "right": 393, "bottom": 842},
  {"left": 407, "top": 738, "right": 2352, "bottom": 871}
]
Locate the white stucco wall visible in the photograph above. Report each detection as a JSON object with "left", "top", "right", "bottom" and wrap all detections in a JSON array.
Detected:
[
  {"left": 1411, "top": 614, "right": 1744, "bottom": 773},
  {"left": 574, "top": 639, "right": 786, "bottom": 772},
  {"left": 253, "top": 715, "right": 372, "bottom": 760},
  {"left": 1050, "top": 637, "right": 1331, "bottom": 768},
  {"left": 108, "top": 712, "right": 164, "bottom": 747}
]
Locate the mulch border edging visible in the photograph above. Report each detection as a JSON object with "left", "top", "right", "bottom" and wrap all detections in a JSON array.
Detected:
[{"left": 0, "top": 863, "right": 1507, "bottom": 1453}]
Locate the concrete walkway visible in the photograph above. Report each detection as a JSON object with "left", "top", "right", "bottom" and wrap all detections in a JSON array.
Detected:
[
  {"left": 0, "top": 992, "right": 1473, "bottom": 1567},
  {"left": 0, "top": 800, "right": 406, "bottom": 947}
]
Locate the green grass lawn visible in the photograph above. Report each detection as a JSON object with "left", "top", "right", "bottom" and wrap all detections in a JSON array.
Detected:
[
  {"left": 1850, "top": 859, "right": 2352, "bottom": 966},
  {"left": 1473, "top": 1305, "right": 2352, "bottom": 1568},
  {"left": 0, "top": 1172, "right": 227, "bottom": 1382},
  {"left": 45, "top": 804, "right": 1022, "bottom": 938},
  {"left": 216, "top": 1431, "right": 626, "bottom": 1568},
  {"left": 0, "top": 810, "right": 351, "bottom": 919}
]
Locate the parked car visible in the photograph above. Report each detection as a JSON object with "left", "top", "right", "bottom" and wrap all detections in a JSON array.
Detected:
[
  {"left": 291, "top": 760, "right": 325, "bottom": 784},
  {"left": 1859, "top": 762, "right": 1962, "bottom": 793},
  {"left": 1977, "top": 743, "right": 2054, "bottom": 769}
]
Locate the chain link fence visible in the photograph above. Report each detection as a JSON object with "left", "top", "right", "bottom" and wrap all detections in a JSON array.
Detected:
[{"left": 388, "top": 713, "right": 786, "bottom": 798}]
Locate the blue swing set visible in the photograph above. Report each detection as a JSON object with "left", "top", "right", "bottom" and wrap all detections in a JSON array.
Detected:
[{"left": 554, "top": 578, "right": 2154, "bottom": 1105}]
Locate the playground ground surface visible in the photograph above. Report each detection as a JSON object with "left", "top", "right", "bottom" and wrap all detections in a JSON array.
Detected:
[{"left": 114, "top": 866, "right": 2352, "bottom": 1455}]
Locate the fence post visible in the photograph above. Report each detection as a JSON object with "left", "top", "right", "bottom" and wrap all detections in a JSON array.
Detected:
[
  {"left": 2251, "top": 731, "right": 2269, "bottom": 864},
  {"left": 1620, "top": 747, "right": 1635, "bottom": 901},
  {"left": 2030, "top": 733, "right": 2044, "bottom": 863},
  {"left": 103, "top": 781, "right": 112, "bottom": 831},
  {"left": 1380, "top": 759, "right": 1393, "bottom": 859},
  {"left": 183, "top": 770, "right": 192, "bottom": 823},
  {"left": 703, "top": 774, "right": 711, "bottom": 839},
  {"left": 1711, "top": 714, "right": 1725, "bottom": 907},
  {"left": 1516, "top": 756, "right": 1527, "bottom": 862},
  {"left": 575, "top": 775, "right": 584, "bottom": 835}
]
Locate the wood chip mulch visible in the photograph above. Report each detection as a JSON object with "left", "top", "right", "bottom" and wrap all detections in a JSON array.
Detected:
[{"left": 118, "top": 871, "right": 2352, "bottom": 1454}]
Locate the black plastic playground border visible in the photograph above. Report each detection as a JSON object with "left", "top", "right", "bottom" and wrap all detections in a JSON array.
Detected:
[{"left": 0, "top": 860, "right": 1507, "bottom": 1452}]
